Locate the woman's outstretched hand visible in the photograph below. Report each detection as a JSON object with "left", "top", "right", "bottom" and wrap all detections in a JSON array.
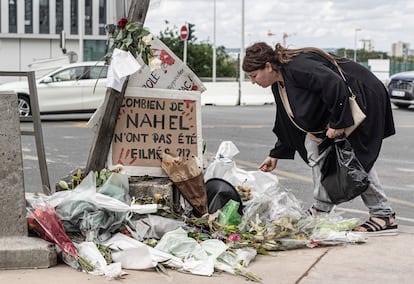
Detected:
[{"left": 259, "top": 156, "right": 278, "bottom": 172}]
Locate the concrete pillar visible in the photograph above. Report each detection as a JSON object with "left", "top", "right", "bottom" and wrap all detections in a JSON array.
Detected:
[{"left": 0, "top": 91, "right": 57, "bottom": 269}]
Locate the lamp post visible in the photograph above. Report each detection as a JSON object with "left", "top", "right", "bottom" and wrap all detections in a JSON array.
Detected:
[
  {"left": 78, "top": 0, "right": 85, "bottom": 62},
  {"left": 212, "top": 0, "right": 216, "bottom": 82},
  {"left": 237, "top": 0, "right": 245, "bottom": 106},
  {"left": 353, "top": 28, "right": 361, "bottom": 62}
]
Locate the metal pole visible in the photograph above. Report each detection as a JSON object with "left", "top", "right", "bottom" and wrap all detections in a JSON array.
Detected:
[
  {"left": 238, "top": 0, "right": 245, "bottom": 105},
  {"left": 78, "top": 0, "right": 84, "bottom": 62},
  {"left": 27, "top": 71, "right": 51, "bottom": 194},
  {"left": 212, "top": 0, "right": 216, "bottom": 82},
  {"left": 184, "top": 37, "right": 188, "bottom": 64},
  {"left": 353, "top": 28, "right": 361, "bottom": 62},
  {"left": 0, "top": 71, "right": 51, "bottom": 194}
]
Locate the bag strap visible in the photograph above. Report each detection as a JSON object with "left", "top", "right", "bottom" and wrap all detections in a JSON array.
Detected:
[
  {"left": 331, "top": 60, "right": 356, "bottom": 99},
  {"left": 277, "top": 83, "right": 325, "bottom": 134},
  {"left": 278, "top": 58, "right": 355, "bottom": 135}
]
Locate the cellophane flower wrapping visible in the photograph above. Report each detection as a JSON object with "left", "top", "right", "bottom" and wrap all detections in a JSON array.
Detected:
[
  {"left": 161, "top": 152, "right": 208, "bottom": 217},
  {"left": 27, "top": 199, "right": 94, "bottom": 272}
]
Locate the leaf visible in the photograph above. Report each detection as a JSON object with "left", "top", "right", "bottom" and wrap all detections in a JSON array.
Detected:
[
  {"left": 126, "top": 21, "right": 142, "bottom": 32},
  {"left": 155, "top": 263, "right": 169, "bottom": 275},
  {"left": 115, "top": 29, "right": 124, "bottom": 41},
  {"left": 124, "top": 36, "right": 133, "bottom": 48}
]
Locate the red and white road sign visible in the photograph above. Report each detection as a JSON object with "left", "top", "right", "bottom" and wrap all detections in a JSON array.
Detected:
[{"left": 180, "top": 25, "right": 188, "bottom": 40}]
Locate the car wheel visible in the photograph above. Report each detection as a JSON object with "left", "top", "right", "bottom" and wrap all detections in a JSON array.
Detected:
[
  {"left": 18, "top": 95, "right": 31, "bottom": 116},
  {"left": 393, "top": 103, "right": 410, "bottom": 109}
]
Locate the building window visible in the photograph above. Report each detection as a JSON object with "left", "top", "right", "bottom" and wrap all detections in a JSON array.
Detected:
[
  {"left": 85, "top": 0, "right": 92, "bottom": 35},
  {"left": 39, "top": 0, "right": 49, "bottom": 34},
  {"left": 9, "top": 0, "right": 17, "bottom": 33},
  {"left": 70, "top": 0, "right": 78, "bottom": 34},
  {"left": 25, "top": 0, "right": 33, "bottom": 33},
  {"left": 84, "top": 40, "right": 107, "bottom": 61},
  {"left": 56, "top": 0, "right": 64, "bottom": 34},
  {"left": 99, "top": 0, "right": 107, "bottom": 35}
]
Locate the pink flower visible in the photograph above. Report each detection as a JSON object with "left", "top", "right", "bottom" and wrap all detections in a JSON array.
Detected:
[
  {"left": 227, "top": 233, "right": 241, "bottom": 242},
  {"left": 117, "top": 18, "right": 128, "bottom": 29}
]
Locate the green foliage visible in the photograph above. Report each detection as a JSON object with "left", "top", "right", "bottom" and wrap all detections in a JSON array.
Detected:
[
  {"left": 157, "top": 25, "right": 238, "bottom": 78},
  {"left": 105, "top": 19, "right": 153, "bottom": 65},
  {"left": 334, "top": 48, "right": 414, "bottom": 75},
  {"left": 334, "top": 48, "right": 389, "bottom": 62}
]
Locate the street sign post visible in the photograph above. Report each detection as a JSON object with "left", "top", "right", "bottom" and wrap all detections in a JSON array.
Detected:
[
  {"left": 180, "top": 25, "right": 188, "bottom": 41},
  {"left": 180, "top": 24, "right": 188, "bottom": 64}
]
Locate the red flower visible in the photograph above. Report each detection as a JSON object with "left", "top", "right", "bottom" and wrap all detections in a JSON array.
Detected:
[{"left": 117, "top": 18, "right": 128, "bottom": 29}]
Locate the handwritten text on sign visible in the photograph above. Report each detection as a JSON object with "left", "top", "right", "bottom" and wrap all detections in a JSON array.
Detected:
[{"left": 108, "top": 88, "right": 202, "bottom": 176}]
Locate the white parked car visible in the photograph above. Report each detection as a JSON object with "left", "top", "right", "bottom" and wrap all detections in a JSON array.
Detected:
[{"left": 0, "top": 61, "right": 108, "bottom": 116}]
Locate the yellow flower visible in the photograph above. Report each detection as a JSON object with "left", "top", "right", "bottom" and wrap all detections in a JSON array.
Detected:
[{"left": 154, "top": 193, "right": 163, "bottom": 201}]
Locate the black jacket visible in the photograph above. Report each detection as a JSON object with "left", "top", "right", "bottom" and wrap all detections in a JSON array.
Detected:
[{"left": 269, "top": 52, "right": 395, "bottom": 172}]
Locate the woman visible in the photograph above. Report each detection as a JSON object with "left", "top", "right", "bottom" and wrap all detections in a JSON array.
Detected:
[{"left": 242, "top": 42, "right": 397, "bottom": 235}]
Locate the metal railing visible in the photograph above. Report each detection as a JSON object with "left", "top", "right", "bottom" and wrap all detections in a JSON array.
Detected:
[{"left": 0, "top": 71, "right": 50, "bottom": 195}]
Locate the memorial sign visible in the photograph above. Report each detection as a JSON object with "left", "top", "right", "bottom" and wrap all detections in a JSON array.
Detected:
[{"left": 107, "top": 87, "right": 202, "bottom": 176}]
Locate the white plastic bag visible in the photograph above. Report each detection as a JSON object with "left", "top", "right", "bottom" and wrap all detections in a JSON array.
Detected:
[{"left": 204, "top": 141, "right": 279, "bottom": 196}]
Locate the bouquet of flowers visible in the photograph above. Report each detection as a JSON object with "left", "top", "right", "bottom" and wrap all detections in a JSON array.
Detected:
[
  {"left": 105, "top": 17, "right": 155, "bottom": 66},
  {"left": 161, "top": 152, "right": 208, "bottom": 217},
  {"left": 27, "top": 200, "right": 95, "bottom": 272}
]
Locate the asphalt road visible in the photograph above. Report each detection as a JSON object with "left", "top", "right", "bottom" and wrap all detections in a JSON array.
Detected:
[{"left": 20, "top": 105, "right": 414, "bottom": 226}]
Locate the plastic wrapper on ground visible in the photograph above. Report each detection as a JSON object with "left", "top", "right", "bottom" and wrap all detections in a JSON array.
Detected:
[
  {"left": 47, "top": 172, "right": 131, "bottom": 241},
  {"left": 155, "top": 227, "right": 225, "bottom": 276},
  {"left": 131, "top": 214, "right": 185, "bottom": 241},
  {"left": 217, "top": 199, "right": 242, "bottom": 226},
  {"left": 204, "top": 141, "right": 279, "bottom": 198},
  {"left": 77, "top": 242, "right": 125, "bottom": 278},
  {"left": 101, "top": 232, "right": 183, "bottom": 270},
  {"left": 239, "top": 183, "right": 304, "bottom": 231}
]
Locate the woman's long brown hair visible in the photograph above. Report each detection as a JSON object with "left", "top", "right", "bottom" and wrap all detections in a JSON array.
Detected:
[{"left": 243, "top": 42, "right": 340, "bottom": 72}]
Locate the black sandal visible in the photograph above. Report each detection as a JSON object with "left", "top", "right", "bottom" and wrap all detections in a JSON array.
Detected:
[
  {"left": 352, "top": 214, "right": 398, "bottom": 236},
  {"left": 305, "top": 206, "right": 328, "bottom": 217}
]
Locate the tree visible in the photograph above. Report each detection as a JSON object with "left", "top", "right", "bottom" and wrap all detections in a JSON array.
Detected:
[
  {"left": 157, "top": 25, "right": 237, "bottom": 79},
  {"left": 334, "top": 48, "right": 388, "bottom": 62}
]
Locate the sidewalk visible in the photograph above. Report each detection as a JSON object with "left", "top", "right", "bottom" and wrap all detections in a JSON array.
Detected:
[{"left": 1, "top": 225, "right": 413, "bottom": 284}]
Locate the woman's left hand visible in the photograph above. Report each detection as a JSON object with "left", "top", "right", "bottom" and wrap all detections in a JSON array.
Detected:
[{"left": 326, "top": 128, "right": 345, "bottom": 139}]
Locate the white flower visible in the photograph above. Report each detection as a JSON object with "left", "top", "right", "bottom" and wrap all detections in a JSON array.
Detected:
[
  {"left": 58, "top": 180, "right": 69, "bottom": 190},
  {"left": 142, "top": 34, "right": 154, "bottom": 46},
  {"left": 148, "top": 57, "right": 162, "bottom": 71},
  {"left": 113, "top": 164, "right": 127, "bottom": 175}
]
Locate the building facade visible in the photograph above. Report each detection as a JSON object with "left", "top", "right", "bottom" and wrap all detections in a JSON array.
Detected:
[
  {"left": 0, "top": 0, "right": 130, "bottom": 75},
  {"left": 391, "top": 41, "right": 411, "bottom": 58}
]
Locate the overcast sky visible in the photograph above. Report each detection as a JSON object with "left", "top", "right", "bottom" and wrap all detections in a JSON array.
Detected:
[{"left": 143, "top": 0, "right": 414, "bottom": 52}]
